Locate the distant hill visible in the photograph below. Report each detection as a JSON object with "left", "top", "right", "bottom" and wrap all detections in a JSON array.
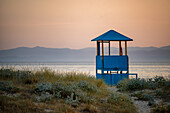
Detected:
[{"left": 0, "top": 46, "right": 170, "bottom": 62}]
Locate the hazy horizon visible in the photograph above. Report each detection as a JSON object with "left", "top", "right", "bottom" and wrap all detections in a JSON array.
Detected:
[
  {"left": 0, "top": 45, "right": 169, "bottom": 62},
  {"left": 0, "top": 0, "right": 170, "bottom": 50},
  {"left": 0, "top": 44, "right": 170, "bottom": 51}
]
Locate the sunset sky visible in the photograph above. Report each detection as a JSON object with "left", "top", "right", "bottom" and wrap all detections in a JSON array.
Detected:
[{"left": 0, "top": 0, "right": 170, "bottom": 50}]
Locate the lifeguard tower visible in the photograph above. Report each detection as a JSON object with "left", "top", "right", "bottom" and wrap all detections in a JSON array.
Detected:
[{"left": 91, "top": 30, "right": 137, "bottom": 86}]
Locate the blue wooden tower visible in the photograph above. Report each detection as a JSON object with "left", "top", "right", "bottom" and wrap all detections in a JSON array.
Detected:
[{"left": 91, "top": 30, "right": 137, "bottom": 86}]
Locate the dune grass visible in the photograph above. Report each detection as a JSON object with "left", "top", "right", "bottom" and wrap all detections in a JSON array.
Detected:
[
  {"left": 117, "top": 77, "right": 170, "bottom": 113},
  {"left": 0, "top": 67, "right": 137, "bottom": 113}
]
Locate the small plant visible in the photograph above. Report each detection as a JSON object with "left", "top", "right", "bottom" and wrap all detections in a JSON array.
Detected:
[
  {"left": 36, "top": 92, "right": 53, "bottom": 102},
  {"left": 78, "top": 80, "right": 98, "bottom": 93},
  {"left": 0, "top": 68, "right": 16, "bottom": 80},
  {"left": 152, "top": 105, "right": 170, "bottom": 113},
  {"left": 143, "top": 94, "right": 154, "bottom": 101},
  {"left": 117, "top": 78, "right": 147, "bottom": 91},
  {"left": 154, "top": 76, "right": 165, "bottom": 83},
  {"left": 155, "top": 89, "right": 164, "bottom": 96},
  {"left": 108, "top": 93, "right": 132, "bottom": 104},
  {"left": 146, "top": 81, "right": 158, "bottom": 89},
  {"left": 117, "top": 76, "right": 170, "bottom": 91},
  {"left": 0, "top": 81, "right": 20, "bottom": 93},
  {"left": 35, "top": 82, "right": 52, "bottom": 93},
  {"left": 148, "top": 99, "right": 156, "bottom": 106},
  {"left": 65, "top": 93, "right": 79, "bottom": 105},
  {"left": 53, "top": 82, "right": 77, "bottom": 99},
  {"left": 55, "top": 91, "right": 62, "bottom": 98},
  {"left": 0, "top": 68, "right": 38, "bottom": 84},
  {"left": 131, "top": 91, "right": 154, "bottom": 101}
]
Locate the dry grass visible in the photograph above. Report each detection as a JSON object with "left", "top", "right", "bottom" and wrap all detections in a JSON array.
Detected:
[{"left": 0, "top": 67, "right": 137, "bottom": 113}]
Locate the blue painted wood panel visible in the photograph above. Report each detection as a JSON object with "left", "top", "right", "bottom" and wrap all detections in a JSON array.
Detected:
[{"left": 96, "top": 55, "right": 128, "bottom": 71}]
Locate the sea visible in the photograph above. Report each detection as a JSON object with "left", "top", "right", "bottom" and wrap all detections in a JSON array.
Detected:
[{"left": 0, "top": 61, "right": 170, "bottom": 79}]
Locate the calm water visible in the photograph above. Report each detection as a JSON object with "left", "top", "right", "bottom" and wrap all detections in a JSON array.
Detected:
[{"left": 0, "top": 62, "right": 170, "bottom": 79}]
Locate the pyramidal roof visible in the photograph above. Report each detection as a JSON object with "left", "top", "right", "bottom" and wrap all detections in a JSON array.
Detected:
[{"left": 91, "top": 30, "right": 133, "bottom": 41}]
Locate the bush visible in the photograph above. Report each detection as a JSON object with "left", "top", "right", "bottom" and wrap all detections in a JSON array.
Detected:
[
  {"left": 108, "top": 93, "right": 132, "bottom": 104},
  {"left": 35, "top": 82, "right": 52, "bottom": 93},
  {"left": 65, "top": 92, "right": 79, "bottom": 105},
  {"left": 117, "top": 79, "right": 129, "bottom": 91},
  {"left": 0, "top": 81, "right": 20, "bottom": 93},
  {"left": 34, "top": 81, "right": 99, "bottom": 103},
  {"left": 134, "top": 93, "right": 154, "bottom": 101},
  {"left": 146, "top": 81, "right": 158, "bottom": 89},
  {"left": 36, "top": 92, "right": 53, "bottom": 102},
  {"left": 0, "top": 68, "right": 38, "bottom": 84},
  {"left": 152, "top": 105, "right": 170, "bottom": 113},
  {"left": 117, "top": 78, "right": 146, "bottom": 91},
  {"left": 127, "top": 79, "right": 146, "bottom": 90},
  {"left": 148, "top": 99, "right": 155, "bottom": 106},
  {"left": 117, "top": 76, "right": 170, "bottom": 91},
  {"left": 0, "top": 68, "right": 16, "bottom": 80},
  {"left": 78, "top": 81, "right": 98, "bottom": 93},
  {"left": 106, "top": 93, "right": 137, "bottom": 113},
  {"left": 53, "top": 82, "right": 78, "bottom": 99},
  {"left": 154, "top": 76, "right": 165, "bottom": 83},
  {"left": 155, "top": 89, "right": 164, "bottom": 96}
]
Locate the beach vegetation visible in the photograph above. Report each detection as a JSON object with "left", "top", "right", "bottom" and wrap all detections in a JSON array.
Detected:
[
  {"left": 117, "top": 76, "right": 170, "bottom": 91},
  {"left": 117, "top": 76, "right": 170, "bottom": 112},
  {"left": 152, "top": 104, "right": 170, "bottom": 113},
  {"left": 0, "top": 67, "right": 137, "bottom": 113}
]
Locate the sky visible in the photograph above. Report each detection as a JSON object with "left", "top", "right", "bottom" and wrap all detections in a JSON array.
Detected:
[{"left": 0, "top": 0, "right": 170, "bottom": 50}]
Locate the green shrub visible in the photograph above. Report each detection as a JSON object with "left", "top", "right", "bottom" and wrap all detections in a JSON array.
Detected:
[
  {"left": 127, "top": 79, "right": 146, "bottom": 90},
  {"left": 143, "top": 94, "right": 154, "bottom": 101},
  {"left": 0, "top": 68, "right": 16, "bottom": 80},
  {"left": 117, "top": 79, "right": 130, "bottom": 91},
  {"left": 65, "top": 92, "right": 79, "bottom": 105},
  {"left": 164, "top": 80, "right": 170, "bottom": 87},
  {"left": 78, "top": 80, "right": 98, "bottom": 93},
  {"left": 117, "top": 76, "right": 170, "bottom": 91},
  {"left": 0, "top": 81, "right": 20, "bottom": 93},
  {"left": 36, "top": 92, "right": 53, "bottom": 102},
  {"left": 154, "top": 76, "right": 165, "bottom": 83},
  {"left": 108, "top": 93, "right": 132, "bottom": 104},
  {"left": 131, "top": 91, "right": 154, "bottom": 101},
  {"left": 155, "top": 89, "right": 164, "bottom": 96},
  {"left": 117, "top": 78, "right": 147, "bottom": 91},
  {"left": 146, "top": 81, "right": 158, "bottom": 89},
  {"left": 152, "top": 105, "right": 170, "bottom": 113},
  {"left": 35, "top": 82, "right": 52, "bottom": 93},
  {"left": 0, "top": 68, "right": 39, "bottom": 84},
  {"left": 34, "top": 80, "right": 100, "bottom": 104},
  {"left": 53, "top": 82, "right": 78, "bottom": 99},
  {"left": 148, "top": 99, "right": 155, "bottom": 106}
]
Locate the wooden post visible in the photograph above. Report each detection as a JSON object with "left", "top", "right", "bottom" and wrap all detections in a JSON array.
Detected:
[
  {"left": 125, "top": 41, "right": 127, "bottom": 55},
  {"left": 119, "top": 41, "right": 121, "bottom": 56},
  {"left": 97, "top": 41, "right": 99, "bottom": 56},
  {"left": 102, "top": 41, "right": 104, "bottom": 68},
  {"left": 102, "top": 41, "right": 104, "bottom": 58},
  {"left": 109, "top": 41, "right": 110, "bottom": 56},
  {"left": 97, "top": 41, "right": 100, "bottom": 56}
]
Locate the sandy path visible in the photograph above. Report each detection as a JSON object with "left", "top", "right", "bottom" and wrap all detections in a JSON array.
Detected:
[{"left": 107, "top": 87, "right": 151, "bottom": 113}]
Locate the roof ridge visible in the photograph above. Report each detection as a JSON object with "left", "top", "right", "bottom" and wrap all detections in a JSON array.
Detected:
[{"left": 91, "top": 29, "right": 133, "bottom": 41}]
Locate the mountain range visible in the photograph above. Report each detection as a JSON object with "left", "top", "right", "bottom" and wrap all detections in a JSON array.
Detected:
[{"left": 0, "top": 45, "right": 170, "bottom": 62}]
